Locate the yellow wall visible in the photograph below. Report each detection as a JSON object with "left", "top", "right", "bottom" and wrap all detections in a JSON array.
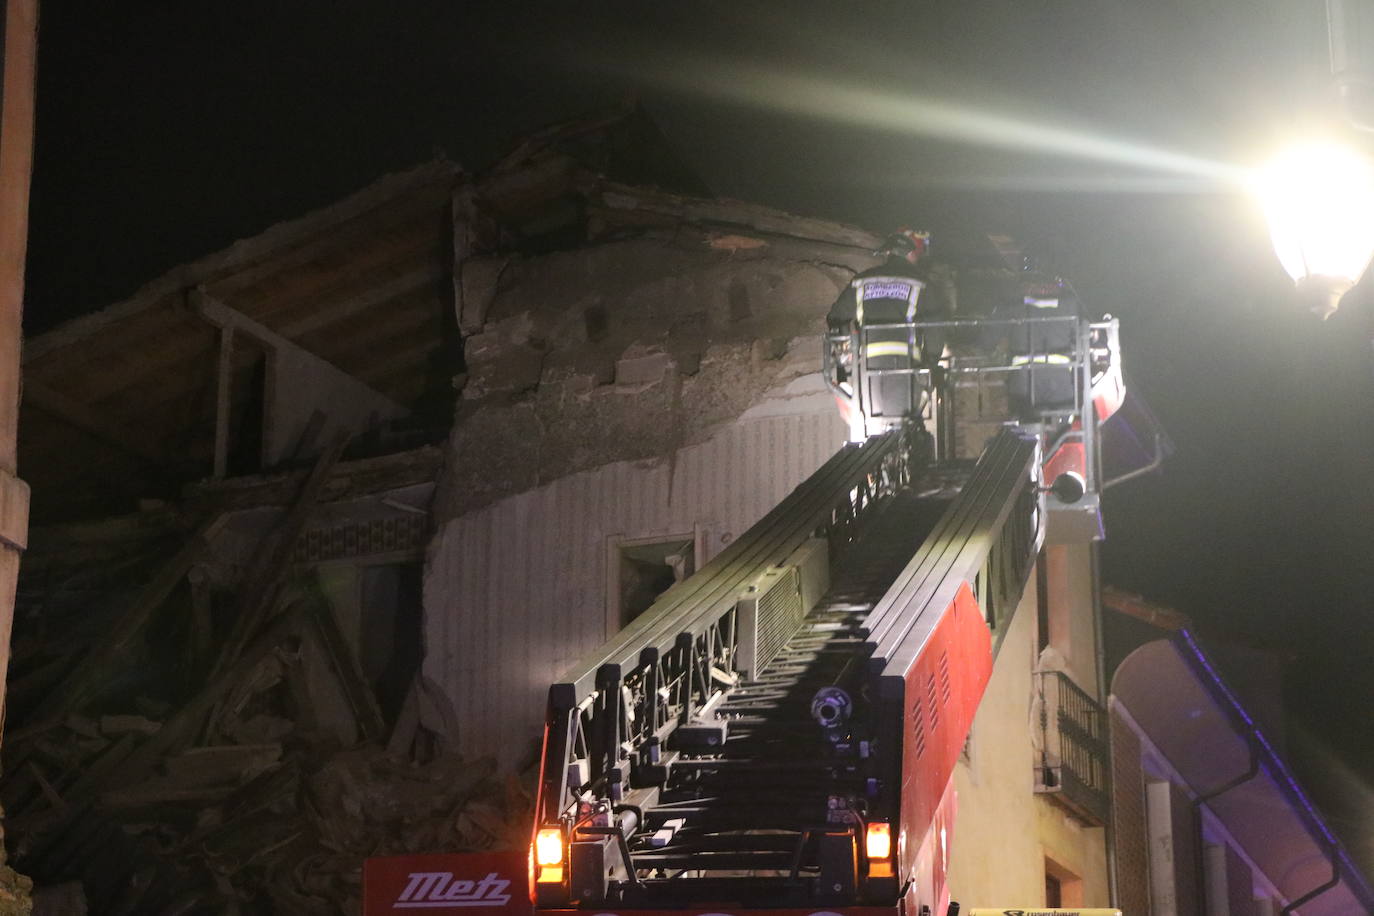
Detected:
[
  {"left": 1046, "top": 543, "right": 1099, "bottom": 696},
  {"left": 946, "top": 562, "right": 1110, "bottom": 910}
]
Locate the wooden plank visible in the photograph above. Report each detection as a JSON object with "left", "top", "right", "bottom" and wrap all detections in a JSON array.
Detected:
[
  {"left": 299, "top": 284, "right": 439, "bottom": 349},
  {"left": 590, "top": 179, "right": 882, "bottom": 251},
  {"left": 188, "top": 565, "right": 213, "bottom": 668},
  {"left": 23, "top": 160, "right": 458, "bottom": 365},
  {"left": 192, "top": 290, "right": 405, "bottom": 416},
  {"left": 309, "top": 590, "right": 386, "bottom": 742},
  {"left": 213, "top": 325, "right": 234, "bottom": 479},
  {"left": 10, "top": 733, "right": 136, "bottom": 859},
  {"left": 1102, "top": 585, "right": 1191, "bottom": 631},
  {"left": 211, "top": 433, "right": 350, "bottom": 679},
  {"left": 0, "top": 0, "right": 39, "bottom": 476},
  {"left": 219, "top": 214, "right": 445, "bottom": 326},
  {"left": 27, "top": 760, "right": 67, "bottom": 813},
  {"left": 386, "top": 680, "right": 421, "bottom": 756},
  {"left": 201, "top": 182, "right": 450, "bottom": 301},
  {"left": 117, "top": 602, "right": 309, "bottom": 788},
  {"left": 276, "top": 263, "right": 443, "bottom": 339},
  {"left": 24, "top": 379, "right": 167, "bottom": 466},
  {"left": 28, "top": 317, "right": 218, "bottom": 412},
  {"left": 19, "top": 514, "right": 229, "bottom": 734},
  {"left": 162, "top": 744, "right": 282, "bottom": 786},
  {"left": 181, "top": 444, "right": 442, "bottom": 513}
]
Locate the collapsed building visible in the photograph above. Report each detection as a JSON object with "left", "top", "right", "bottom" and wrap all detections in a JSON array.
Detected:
[
  {"left": 3, "top": 108, "right": 910, "bottom": 912},
  {"left": 17, "top": 106, "right": 1335, "bottom": 916}
]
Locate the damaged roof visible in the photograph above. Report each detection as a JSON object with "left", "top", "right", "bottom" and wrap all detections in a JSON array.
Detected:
[
  {"left": 21, "top": 106, "right": 879, "bottom": 524},
  {"left": 22, "top": 159, "right": 462, "bottom": 522}
]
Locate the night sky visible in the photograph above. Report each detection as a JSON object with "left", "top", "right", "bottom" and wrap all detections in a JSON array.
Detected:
[{"left": 24, "top": 0, "right": 1374, "bottom": 865}]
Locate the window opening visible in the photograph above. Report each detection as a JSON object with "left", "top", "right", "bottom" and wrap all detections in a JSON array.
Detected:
[
  {"left": 1044, "top": 856, "right": 1085, "bottom": 906},
  {"left": 359, "top": 561, "right": 424, "bottom": 726},
  {"left": 617, "top": 536, "right": 695, "bottom": 627},
  {"left": 1045, "top": 873, "right": 1062, "bottom": 907}
]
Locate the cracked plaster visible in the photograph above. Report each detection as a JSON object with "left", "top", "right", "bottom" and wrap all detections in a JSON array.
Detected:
[{"left": 435, "top": 233, "right": 869, "bottom": 522}]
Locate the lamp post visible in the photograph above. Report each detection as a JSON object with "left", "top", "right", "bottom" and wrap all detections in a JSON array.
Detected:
[
  {"left": 1250, "top": 0, "right": 1374, "bottom": 319},
  {"left": 1255, "top": 141, "right": 1374, "bottom": 319}
]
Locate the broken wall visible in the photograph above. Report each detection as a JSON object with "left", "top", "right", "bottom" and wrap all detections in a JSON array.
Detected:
[
  {"left": 440, "top": 230, "right": 870, "bottom": 519},
  {"left": 428, "top": 227, "right": 872, "bottom": 764}
]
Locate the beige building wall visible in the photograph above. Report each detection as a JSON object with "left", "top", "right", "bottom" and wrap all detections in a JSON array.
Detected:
[
  {"left": 946, "top": 555, "right": 1110, "bottom": 909},
  {"left": 1045, "top": 542, "right": 1100, "bottom": 696}
]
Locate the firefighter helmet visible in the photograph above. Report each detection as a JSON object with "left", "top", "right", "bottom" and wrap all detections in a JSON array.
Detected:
[{"left": 877, "top": 228, "right": 931, "bottom": 263}]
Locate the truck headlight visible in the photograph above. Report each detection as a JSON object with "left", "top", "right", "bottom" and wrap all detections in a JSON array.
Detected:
[
  {"left": 535, "top": 827, "right": 565, "bottom": 867},
  {"left": 865, "top": 821, "right": 891, "bottom": 860}
]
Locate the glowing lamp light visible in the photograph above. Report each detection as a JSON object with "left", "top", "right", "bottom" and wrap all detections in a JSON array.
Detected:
[
  {"left": 865, "top": 821, "right": 892, "bottom": 860},
  {"left": 1255, "top": 141, "right": 1374, "bottom": 319},
  {"left": 534, "top": 827, "right": 565, "bottom": 868}
]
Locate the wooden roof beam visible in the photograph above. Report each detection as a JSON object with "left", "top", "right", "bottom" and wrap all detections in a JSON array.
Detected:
[
  {"left": 191, "top": 289, "right": 402, "bottom": 410},
  {"left": 24, "top": 160, "right": 461, "bottom": 366},
  {"left": 24, "top": 379, "right": 166, "bottom": 466},
  {"left": 191, "top": 290, "right": 408, "bottom": 471},
  {"left": 1101, "top": 585, "right": 1193, "bottom": 632},
  {"left": 276, "top": 263, "right": 444, "bottom": 339}
]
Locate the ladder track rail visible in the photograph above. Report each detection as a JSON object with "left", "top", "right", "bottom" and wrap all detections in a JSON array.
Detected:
[
  {"left": 538, "top": 429, "right": 923, "bottom": 825},
  {"left": 553, "top": 431, "right": 906, "bottom": 703},
  {"left": 865, "top": 430, "right": 1042, "bottom": 674}
]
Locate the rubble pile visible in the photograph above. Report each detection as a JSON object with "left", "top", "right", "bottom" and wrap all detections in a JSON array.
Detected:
[{"left": 1, "top": 447, "right": 531, "bottom": 914}]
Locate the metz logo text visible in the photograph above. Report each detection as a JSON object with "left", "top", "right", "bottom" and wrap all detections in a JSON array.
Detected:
[{"left": 394, "top": 872, "right": 513, "bottom": 909}]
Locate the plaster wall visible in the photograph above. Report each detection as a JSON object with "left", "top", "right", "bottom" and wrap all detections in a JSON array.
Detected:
[
  {"left": 438, "top": 234, "right": 863, "bottom": 522},
  {"left": 1045, "top": 541, "right": 1100, "bottom": 696},
  {"left": 424, "top": 230, "right": 869, "bottom": 764},
  {"left": 425, "top": 394, "right": 846, "bottom": 765},
  {"left": 946, "top": 563, "right": 1110, "bottom": 909},
  {"left": 263, "top": 345, "right": 407, "bottom": 466}
]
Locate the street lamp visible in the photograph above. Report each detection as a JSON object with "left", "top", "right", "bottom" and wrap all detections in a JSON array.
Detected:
[{"left": 1255, "top": 141, "right": 1374, "bottom": 319}]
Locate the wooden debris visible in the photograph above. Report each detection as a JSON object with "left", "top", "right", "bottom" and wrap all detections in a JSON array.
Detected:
[
  {"left": 62, "top": 715, "right": 100, "bottom": 739},
  {"left": 212, "top": 433, "right": 349, "bottom": 679},
  {"left": 163, "top": 744, "right": 282, "bottom": 788},
  {"left": 2, "top": 447, "right": 528, "bottom": 912},
  {"left": 223, "top": 713, "right": 293, "bottom": 746},
  {"left": 100, "top": 781, "right": 236, "bottom": 812},
  {"left": 307, "top": 593, "right": 385, "bottom": 742},
  {"left": 30, "top": 881, "right": 87, "bottom": 916},
  {"left": 21, "top": 513, "right": 228, "bottom": 734},
  {"left": 99, "top": 715, "right": 161, "bottom": 738}
]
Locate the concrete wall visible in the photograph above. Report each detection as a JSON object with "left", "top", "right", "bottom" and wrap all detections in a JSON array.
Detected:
[{"left": 946, "top": 562, "right": 1111, "bottom": 910}]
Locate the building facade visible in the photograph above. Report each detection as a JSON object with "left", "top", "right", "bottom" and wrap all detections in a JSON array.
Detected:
[
  {"left": 1110, "top": 628, "right": 1374, "bottom": 915},
  {"left": 11, "top": 109, "right": 1369, "bottom": 913}
]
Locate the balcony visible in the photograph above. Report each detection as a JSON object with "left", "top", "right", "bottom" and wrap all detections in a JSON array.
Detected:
[{"left": 1034, "top": 670, "right": 1110, "bottom": 826}]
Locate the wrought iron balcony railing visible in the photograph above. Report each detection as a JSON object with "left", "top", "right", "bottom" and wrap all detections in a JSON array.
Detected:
[{"left": 1034, "top": 669, "right": 1110, "bottom": 826}]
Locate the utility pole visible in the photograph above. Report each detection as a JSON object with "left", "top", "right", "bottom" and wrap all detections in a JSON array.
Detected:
[{"left": 0, "top": 0, "right": 37, "bottom": 911}]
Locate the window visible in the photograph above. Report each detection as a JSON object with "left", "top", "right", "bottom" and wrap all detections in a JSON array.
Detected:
[
  {"left": 612, "top": 535, "right": 696, "bottom": 628},
  {"left": 1043, "top": 856, "right": 1084, "bottom": 907},
  {"left": 358, "top": 561, "right": 424, "bottom": 727}
]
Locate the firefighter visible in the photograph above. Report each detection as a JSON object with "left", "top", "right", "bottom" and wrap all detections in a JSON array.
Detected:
[
  {"left": 826, "top": 228, "right": 929, "bottom": 328},
  {"left": 825, "top": 229, "right": 945, "bottom": 434}
]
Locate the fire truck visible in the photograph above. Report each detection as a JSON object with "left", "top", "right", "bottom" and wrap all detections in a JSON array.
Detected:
[{"left": 365, "top": 274, "right": 1125, "bottom": 916}]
